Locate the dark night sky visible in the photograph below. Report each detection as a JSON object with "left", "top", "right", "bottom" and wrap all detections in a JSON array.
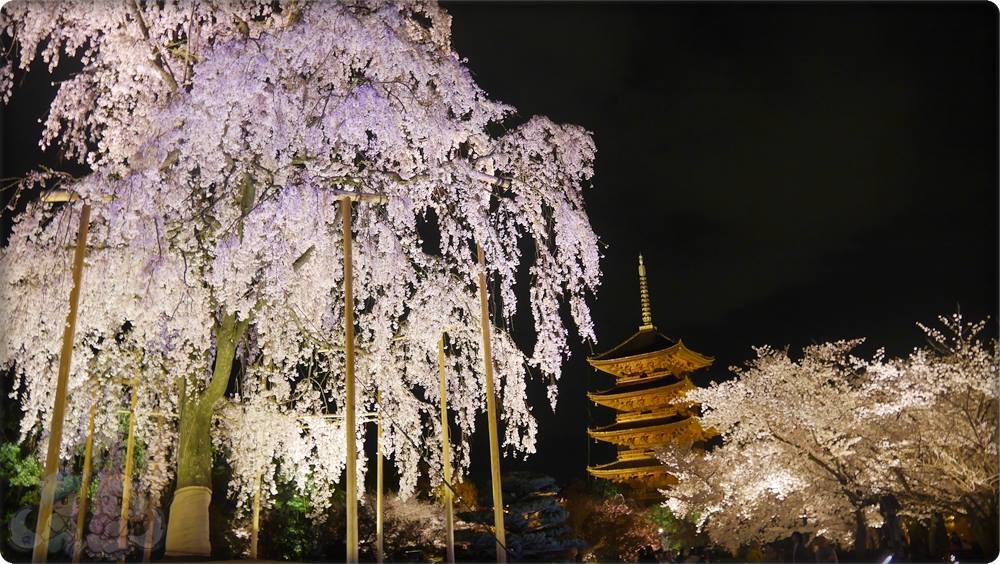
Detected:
[
  {"left": 2, "top": 3, "right": 998, "bottom": 488},
  {"left": 444, "top": 2, "right": 999, "bottom": 484}
]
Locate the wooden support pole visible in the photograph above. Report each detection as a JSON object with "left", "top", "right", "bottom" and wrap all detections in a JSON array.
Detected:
[
  {"left": 375, "top": 389, "right": 384, "bottom": 564},
  {"left": 142, "top": 498, "right": 155, "bottom": 563},
  {"left": 118, "top": 365, "right": 141, "bottom": 558},
  {"left": 143, "top": 412, "right": 165, "bottom": 563},
  {"left": 33, "top": 204, "right": 91, "bottom": 564},
  {"left": 476, "top": 243, "right": 507, "bottom": 563},
  {"left": 72, "top": 391, "right": 97, "bottom": 564},
  {"left": 438, "top": 335, "right": 455, "bottom": 564},
  {"left": 250, "top": 367, "right": 268, "bottom": 561},
  {"left": 342, "top": 199, "right": 359, "bottom": 564},
  {"left": 250, "top": 472, "right": 261, "bottom": 559},
  {"left": 333, "top": 189, "right": 385, "bottom": 564}
]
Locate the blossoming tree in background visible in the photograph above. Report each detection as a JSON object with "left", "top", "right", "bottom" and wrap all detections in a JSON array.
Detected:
[
  {"left": 0, "top": 1, "right": 601, "bottom": 557},
  {"left": 659, "top": 340, "right": 892, "bottom": 553},
  {"left": 866, "top": 315, "right": 998, "bottom": 556},
  {"left": 659, "top": 315, "right": 998, "bottom": 557}
]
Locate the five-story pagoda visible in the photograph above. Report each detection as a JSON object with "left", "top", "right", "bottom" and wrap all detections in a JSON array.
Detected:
[{"left": 586, "top": 256, "right": 714, "bottom": 494}]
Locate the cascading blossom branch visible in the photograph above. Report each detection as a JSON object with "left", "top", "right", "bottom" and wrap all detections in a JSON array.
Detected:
[
  {"left": 0, "top": 0, "right": 601, "bottom": 532},
  {"left": 2, "top": 0, "right": 291, "bottom": 174},
  {"left": 215, "top": 397, "right": 346, "bottom": 520}
]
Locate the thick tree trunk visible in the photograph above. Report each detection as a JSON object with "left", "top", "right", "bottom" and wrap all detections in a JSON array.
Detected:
[{"left": 164, "top": 313, "right": 246, "bottom": 558}]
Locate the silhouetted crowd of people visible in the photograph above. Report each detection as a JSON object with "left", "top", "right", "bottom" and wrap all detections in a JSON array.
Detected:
[{"left": 627, "top": 529, "right": 990, "bottom": 563}]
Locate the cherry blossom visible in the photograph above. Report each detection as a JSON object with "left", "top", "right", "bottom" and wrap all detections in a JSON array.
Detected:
[
  {"left": 1, "top": 1, "right": 601, "bottom": 554},
  {"left": 659, "top": 314, "right": 998, "bottom": 554}
]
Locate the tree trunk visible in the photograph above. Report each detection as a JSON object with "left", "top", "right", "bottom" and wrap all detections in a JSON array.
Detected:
[
  {"left": 969, "top": 504, "right": 999, "bottom": 560},
  {"left": 928, "top": 512, "right": 948, "bottom": 560},
  {"left": 853, "top": 508, "right": 868, "bottom": 561},
  {"left": 176, "top": 398, "right": 215, "bottom": 489},
  {"left": 907, "top": 519, "right": 930, "bottom": 562},
  {"left": 164, "top": 313, "right": 246, "bottom": 558}
]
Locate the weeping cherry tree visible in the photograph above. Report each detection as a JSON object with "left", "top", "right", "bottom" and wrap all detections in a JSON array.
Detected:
[{"left": 1, "top": 0, "right": 601, "bottom": 557}]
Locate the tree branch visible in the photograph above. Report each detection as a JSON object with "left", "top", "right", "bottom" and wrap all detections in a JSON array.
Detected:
[
  {"left": 203, "top": 310, "right": 251, "bottom": 406},
  {"left": 128, "top": 0, "right": 179, "bottom": 93}
]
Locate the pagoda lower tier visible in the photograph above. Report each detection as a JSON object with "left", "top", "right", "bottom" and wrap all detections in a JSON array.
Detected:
[
  {"left": 588, "top": 448, "right": 678, "bottom": 490},
  {"left": 587, "top": 412, "right": 701, "bottom": 449}
]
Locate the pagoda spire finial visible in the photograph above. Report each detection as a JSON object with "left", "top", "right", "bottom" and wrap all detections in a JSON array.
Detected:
[{"left": 638, "top": 254, "right": 655, "bottom": 331}]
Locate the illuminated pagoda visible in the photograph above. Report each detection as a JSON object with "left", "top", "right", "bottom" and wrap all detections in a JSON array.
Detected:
[{"left": 586, "top": 255, "right": 714, "bottom": 494}]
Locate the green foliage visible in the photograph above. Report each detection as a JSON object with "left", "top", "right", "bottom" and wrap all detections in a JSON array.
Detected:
[
  {"left": 263, "top": 486, "right": 319, "bottom": 561},
  {"left": 1, "top": 443, "right": 41, "bottom": 490},
  {"left": 1, "top": 442, "right": 42, "bottom": 557},
  {"left": 114, "top": 411, "right": 146, "bottom": 471},
  {"left": 251, "top": 470, "right": 347, "bottom": 561},
  {"left": 209, "top": 455, "right": 347, "bottom": 561},
  {"left": 590, "top": 477, "right": 623, "bottom": 499},
  {"left": 276, "top": 491, "right": 311, "bottom": 514},
  {"left": 1, "top": 442, "right": 41, "bottom": 509},
  {"left": 647, "top": 505, "right": 703, "bottom": 552}
]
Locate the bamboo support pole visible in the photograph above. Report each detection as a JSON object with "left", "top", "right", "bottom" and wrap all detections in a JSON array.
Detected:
[
  {"left": 142, "top": 499, "right": 155, "bottom": 563},
  {"left": 476, "top": 243, "right": 507, "bottom": 563},
  {"left": 142, "top": 412, "right": 164, "bottom": 563},
  {"left": 342, "top": 199, "right": 359, "bottom": 564},
  {"left": 438, "top": 335, "right": 456, "bottom": 564},
  {"left": 250, "top": 472, "right": 261, "bottom": 559},
  {"left": 375, "top": 389, "right": 384, "bottom": 564},
  {"left": 250, "top": 366, "right": 267, "bottom": 561},
  {"left": 118, "top": 367, "right": 141, "bottom": 558},
  {"left": 72, "top": 391, "right": 97, "bottom": 564},
  {"left": 33, "top": 204, "right": 91, "bottom": 564}
]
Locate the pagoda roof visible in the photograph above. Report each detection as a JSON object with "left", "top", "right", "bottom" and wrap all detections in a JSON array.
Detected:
[
  {"left": 589, "top": 457, "right": 665, "bottom": 473},
  {"left": 590, "top": 374, "right": 689, "bottom": 398},
  {"left": 591, "top": 413, "right": 688, "bottom": 434},
  {"left": 587, "top": 457, "right": 678, "bottom": 487},
  {"left": 589, "top": 414, "right": 701, "bottom": 448},
  {"left": 590, "top": 328, "right": 678, "bottom": 361},
  {"left": 588, "top": 377, "right": 693, "bottom": 412},
  {"left": 587, "top": 329, "right": 714, "bottom": 379}
]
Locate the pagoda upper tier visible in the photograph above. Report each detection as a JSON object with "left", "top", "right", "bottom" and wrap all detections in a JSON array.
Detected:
[
  {"left": 587, "top": 376, "right": 694, "bottom": 413},
  {"left": 588, "top": 330, "right": 713, "bottom": 382}
]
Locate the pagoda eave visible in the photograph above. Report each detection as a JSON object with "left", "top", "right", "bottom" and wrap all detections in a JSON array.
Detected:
[
  {"left": 587, "top": 461, "right": 678, "bottom": 487},
  {"left": 588, "top": 338, "right": 714, "bottom": 379},
  {"left": 588, "top": 377, "right": 694, "bottom": 411},
  {"left": 588, "top": 416, "right": 699, "bottom": 448}
]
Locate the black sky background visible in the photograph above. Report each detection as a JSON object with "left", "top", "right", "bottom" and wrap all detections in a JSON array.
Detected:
[
  {"left": 2, "top": 2, "right": 998, "bottom": 489},
  {"left": 444, "top": 1, "right": 999, "bottom": 485}
]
